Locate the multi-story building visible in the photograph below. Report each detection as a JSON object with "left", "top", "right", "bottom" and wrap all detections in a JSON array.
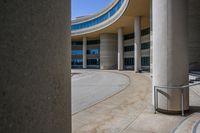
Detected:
[
  {"left": 72, "top": 28, "right": 151, "bottom": 70},
  {"left": 1, "top": 0, "right": 200, "bottom": 132},
  {"left": 71, "top": 0, "right": 151, "bottom": 72},
  {"left": 71, "top": 0, "right": 200, "bottom": 114}
]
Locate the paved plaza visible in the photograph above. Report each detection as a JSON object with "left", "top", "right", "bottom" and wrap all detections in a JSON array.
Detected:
[
  {"left": 72, "top": 70, "right": 200, "bottom": 133},
  {"left": 72, "top": 69, "right": 129, "bottom": 114}
]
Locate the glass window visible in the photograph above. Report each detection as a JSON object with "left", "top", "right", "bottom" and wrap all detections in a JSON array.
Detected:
[
  {"left": 124, "top": 46, "right": 134, "bottom": 52},
  {"left": 87, "top": 59, "right": 100, "bottom": 65},
  {"left": 72, "top": 50, "right": 82, "bottom": 55},
  {"left": 87, "top": 40, "right": 100, "bottom": 45},
  {"left": 87, "top": 49, "right": 99, "bottom": 55},
  {"left": 141, "top": 57, "right": 150, "bottom": 66},
  {"left": 72, "top": 41, "right": 83, "bottom": 46},
  {"left": 71, "top": 0, "right": 125, "bottom": 31},
  {"left": 141, "top": 42, "right": 150, "bottom": 50},
  {"left": 124, "top": 58, "right": 134, "bottom": 65},
  {"left": 71, "top": 58, "right": 83, "bottom": 65},
  {"left": 123, "top": 27, "right": 150, "bottom": 41},
  {"left": 141, "top": 28, "right": 150, "bottom": 36},
  {"left": 124, "top": 33, "right": 134, "bottom": 40}
]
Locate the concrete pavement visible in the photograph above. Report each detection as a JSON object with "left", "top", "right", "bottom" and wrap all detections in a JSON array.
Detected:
[
  {"left": 72, "top": 70, "right": 200, "bottom": 133},
  {"left": 72, "top": 69, "right": 129, "bottom": 114}
]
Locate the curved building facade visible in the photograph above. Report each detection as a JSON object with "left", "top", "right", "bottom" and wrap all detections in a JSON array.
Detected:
[
  {"left": 71, "top": 0, "right": 200, "bottom": 114},
  {"left": 71, "top": 0, "right": 151, "bottom": 70},
  {"left": 1, "top": 0, "right": 200, "bottom": 131}
]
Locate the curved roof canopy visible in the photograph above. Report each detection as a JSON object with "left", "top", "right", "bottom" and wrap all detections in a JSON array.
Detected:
[{"left": 71, "top": 0, "right": 150, "bottom": 40}]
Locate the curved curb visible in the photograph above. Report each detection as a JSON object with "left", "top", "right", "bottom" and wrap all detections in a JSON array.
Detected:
[
  {"left": 193, "top": 119, "right": 200, "bottom": 133},
  {"left": 72, "top": 70, "right": 131, "bottom": 115},
  {"left": 172, "top": 113, "right": 200, "bottom": 133}
]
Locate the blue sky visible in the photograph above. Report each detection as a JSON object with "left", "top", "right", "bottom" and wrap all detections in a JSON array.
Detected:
[{"left": 71, "top": 0, "right": 113, "bottom": 20}]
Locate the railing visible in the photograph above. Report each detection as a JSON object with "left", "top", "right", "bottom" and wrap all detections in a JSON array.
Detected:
[{"left": 154, "top": 82, "right": 200, "bottom": 116}]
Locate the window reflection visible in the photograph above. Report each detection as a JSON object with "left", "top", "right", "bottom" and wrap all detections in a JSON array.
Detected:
[
  {"left": 72, "top": 50, "right": 83, "bottom": 55},
  {"left": 87, "top": 49, "right": 99, "bottom": 55},
  {"left": 124, "top": 46, "right": 134, "bottom": 52},
  {"left": 72, "top": 0, "right": 124, "bottom": 31},
  {"left": 141, "top": 57, "right": 150, "bottom": 66},
  {"left": 72, "top": 59, "right": 83, "bottom": 65},
  {"left": 141, "top": 42, "right": 150, "bottom": 50},
  {"left": 87, "top": 59, "right": 100, "bottom": 65}
]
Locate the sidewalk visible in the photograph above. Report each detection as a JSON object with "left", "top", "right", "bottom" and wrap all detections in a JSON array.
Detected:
[{"left": 72, "top": 70, "right": 200, "bottom": 133}]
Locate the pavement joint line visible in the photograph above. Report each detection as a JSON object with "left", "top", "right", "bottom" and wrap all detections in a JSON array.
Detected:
[
  {"left": 193, "top": 119, "right": 200, "bottom": 133},
  {"left": 119, "top": 104, "right": 149, "bottom": 133},
  {"left": 72, "top": 70, "right": 131, "bottom": 116},
  {"left": 171, "top": 113, "right": 197, "bottom": 133}
]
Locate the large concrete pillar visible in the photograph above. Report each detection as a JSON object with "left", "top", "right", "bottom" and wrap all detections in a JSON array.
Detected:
[
  {"left": 134, "top": 16, "right": 142, "bottom": 72},
  {"left": 150, "top": 0, "right": 153, "bottom": 74},
  {"left": 118, "top": 28, "right": 124, "bottom": 70},
  {"left": 0, "top": 0, "right": 71, "bottom": 133},
  {"left": 100, "top": 34, "right": 118, "bottom": 70},
  {"left": 83, "top": 37, "right": 87, "bottom": 69},
  {"left": 153, "top": 0, "right": 189, "bottom": 113}
]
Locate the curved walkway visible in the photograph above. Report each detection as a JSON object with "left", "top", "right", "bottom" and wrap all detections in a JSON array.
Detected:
[
  {"left": 72, "top": 69, "right": 129, "bottom": 114},
  {"left": 72, "top": 70, "right": 153, "bottom": 133},
  {"left": 172, "top": 113, "right": 200, "bottom": 133},
  {"left": 72, "top": 70, "right": 200, "bottom": 133}
]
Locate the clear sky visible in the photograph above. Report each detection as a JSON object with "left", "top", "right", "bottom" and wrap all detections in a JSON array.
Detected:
[{"left": 71, "top": 0, "right": 113, "bottom": 20}]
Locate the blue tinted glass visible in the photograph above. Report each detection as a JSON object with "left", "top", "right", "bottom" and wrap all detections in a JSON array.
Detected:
[
  {"left": 72, "top": 50, "right": 83, "bottom": 55},
  {"left": 72, "top": 0, "right": 124, "bottom": 31},
  {"left": 87, "top": 49, "right": 100, "bottom": 55},
  {"left": 72, "top": 59, "right": 83, "bottom": 65}
]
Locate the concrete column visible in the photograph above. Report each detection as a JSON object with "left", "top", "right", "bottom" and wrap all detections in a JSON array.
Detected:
[
  {"left": 134, "top": 16, "right": 142, "bottom": 72},
  {"left": 150, "top": 0, "right": 153, "bottom": 74},
  {"left": 83, "top": 37, "right": 87, "bottom": 69},
  {"left": 118, "top": 28, "right": 124, "bottom": 70},
  {"left": 100, "top": 34, "right": 118, "bottom": 70},
  {"left": 153, "top": 0, "right": 189, "bottom": 113},
  {"left": 0, "top": 0, "right": 71, "bottom": 133}
]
